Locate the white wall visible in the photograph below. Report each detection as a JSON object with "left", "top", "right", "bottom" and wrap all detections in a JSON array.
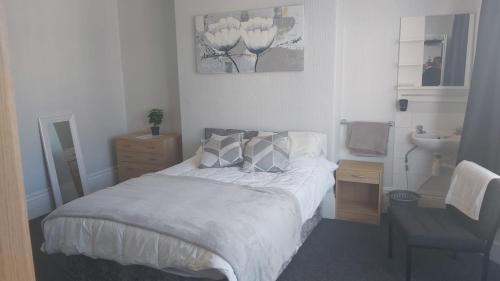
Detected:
[
  {"left": 338, "top": 0, "right": 481, "bottom": 189},
  {"left": 174, "top": 0, "right": 340, "bottom": 161},
  {"left": 5, "top": 0, "right": 180, "bottom": 219},
  {"left": 118, "top": 0, "right": 181, "bottom": 134},
  {"left": 5, "top": 0, "right": 128, "bottom": 218}
]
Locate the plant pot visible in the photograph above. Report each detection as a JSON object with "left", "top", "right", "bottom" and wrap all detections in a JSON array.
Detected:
[{"left": 151, "top": 126, "right": 160, "bottom": 136}]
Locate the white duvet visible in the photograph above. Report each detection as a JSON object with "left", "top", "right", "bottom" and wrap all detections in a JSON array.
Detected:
[{"left": 43, "top": 155, "right": 337, "bottom": 281}]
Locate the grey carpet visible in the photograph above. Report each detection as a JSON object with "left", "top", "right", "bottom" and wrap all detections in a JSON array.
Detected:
[{"left": 30, "top": 216, "right": 500, "bottom": 281}]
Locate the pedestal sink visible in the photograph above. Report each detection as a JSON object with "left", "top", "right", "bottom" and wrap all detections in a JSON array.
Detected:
[
  {"left": 410, "top": 131, "right": 461, "bottom": 177},
  {"left": 410, "top": 131, "right": 461, "bottom": 154}
]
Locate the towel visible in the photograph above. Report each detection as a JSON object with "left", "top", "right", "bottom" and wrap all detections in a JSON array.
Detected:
[
  {"left": 346, "top": 122, "right": 390, "bottom": 156},
  {"left": 445, "top": 160, "right": 500, "bottom": 220}
]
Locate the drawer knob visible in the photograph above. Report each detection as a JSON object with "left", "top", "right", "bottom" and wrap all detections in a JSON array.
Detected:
[{"left": 351, "top": 174, "right": 366, "bottom": 178}]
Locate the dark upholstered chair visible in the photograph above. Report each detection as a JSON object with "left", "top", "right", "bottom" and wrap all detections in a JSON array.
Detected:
[{"left": 388, "top": 179, "right": 500, "bottom": 281}]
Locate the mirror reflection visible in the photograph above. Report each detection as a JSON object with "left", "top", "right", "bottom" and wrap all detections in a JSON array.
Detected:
[
  {"left": 47, "top": 121, "right": 84, "bottom": 204},
  {"left": 422, "top": 14, "right": 470, "bottom": 86}
]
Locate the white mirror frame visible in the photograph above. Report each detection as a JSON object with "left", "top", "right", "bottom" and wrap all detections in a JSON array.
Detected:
[{"left": 39, "top": 113, "right": 89, "bottom": 207}]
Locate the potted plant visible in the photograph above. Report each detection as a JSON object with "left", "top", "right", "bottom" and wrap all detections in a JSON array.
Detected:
[{"left": 148, "top": 109, "right": 164, "bottom": 136}]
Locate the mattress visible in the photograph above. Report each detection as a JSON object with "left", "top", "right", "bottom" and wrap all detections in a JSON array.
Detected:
[{"left": 43, "top": 155, "right": 337, "bottom": 281}]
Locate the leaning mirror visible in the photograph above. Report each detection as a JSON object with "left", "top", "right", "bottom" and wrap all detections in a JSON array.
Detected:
[{"left": 39, "top": 114, "right": 88, "bottom": 207}]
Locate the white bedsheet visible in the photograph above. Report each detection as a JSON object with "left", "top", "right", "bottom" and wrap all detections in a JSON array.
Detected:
[
  {"left": 159, "top": 155, "right": 336, "bottom": 224},
  {"left": 43, "top": 156, "right": 337, "bottom": 281}
]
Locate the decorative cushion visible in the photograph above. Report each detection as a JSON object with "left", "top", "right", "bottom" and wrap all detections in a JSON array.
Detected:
[
  {"left": 199, "top": 133, "right": 243, "bottom": 168},
  {"left": 243, "top": 132, "right": 290, "bottom": 173}
]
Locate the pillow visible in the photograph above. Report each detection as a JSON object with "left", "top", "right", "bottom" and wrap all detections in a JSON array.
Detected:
[
  {"left": 259, "top": 131, "right": 327, "bottom": 159},
  {"left": 288, "top": 131, "right": 327, "bottom": 159},
  {"left": 199, "top": 133, "right": 243, "bottom": 168},
  {"left": 243, "top": 132, "right": 290, "bottom": 173}
]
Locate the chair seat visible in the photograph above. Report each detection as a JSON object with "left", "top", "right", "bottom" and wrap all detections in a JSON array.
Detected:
[{"left": 389, "top": 206, "right": 486, "bottom": 251}]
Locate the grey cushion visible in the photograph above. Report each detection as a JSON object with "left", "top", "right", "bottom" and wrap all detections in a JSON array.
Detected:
[
  {"left": 389, "top": 206, "right": 486, "bottom": 251},
  {"left": 199, "top": 133, "right": 243, "bottom": 168},
  {"left": 243, "top": 132, "right": 290, "bottom": 173}
]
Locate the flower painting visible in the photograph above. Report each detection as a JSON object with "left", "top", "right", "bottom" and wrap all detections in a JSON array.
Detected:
[{"left": 195, "top": 5, "right": 304, "bottom": 74}]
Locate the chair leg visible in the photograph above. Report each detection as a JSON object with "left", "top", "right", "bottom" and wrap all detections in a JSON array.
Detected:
[
  {"left": 406, "top": 246, "right": 412, "bottom": 281},
  {"left": 481, "top": 253, "right": 490, "bottom": 281},
  {"left": 388, "top": 221, "right": 393, "bottom": 259}
]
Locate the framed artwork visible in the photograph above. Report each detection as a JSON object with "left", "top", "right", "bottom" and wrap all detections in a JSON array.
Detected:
[{"left": 195, "top": 5, "right": 304, "bottom": 74}]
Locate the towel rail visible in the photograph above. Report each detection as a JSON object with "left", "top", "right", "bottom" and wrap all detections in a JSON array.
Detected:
[{"left": 340, "top": 119, "right": 394, "bottom": 127}]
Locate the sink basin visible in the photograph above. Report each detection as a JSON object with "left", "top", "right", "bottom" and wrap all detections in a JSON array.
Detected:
[{"left": 410, "top": 131, "right": 461, "bottom": 153}]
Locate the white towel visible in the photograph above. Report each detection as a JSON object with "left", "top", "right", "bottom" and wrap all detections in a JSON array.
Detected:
[{"left": 445, "top": 161, "right": 500, "bottom": 220}]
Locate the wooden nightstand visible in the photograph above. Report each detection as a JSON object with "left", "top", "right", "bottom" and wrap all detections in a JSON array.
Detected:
[
  {"left": 115, "top": 133, "right": 182, "bottom": 182},
  {"left": 335, "top": 160, "right": 384, "bottom": 225}
]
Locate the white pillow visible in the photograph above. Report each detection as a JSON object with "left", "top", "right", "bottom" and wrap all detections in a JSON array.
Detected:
[
  {"left": 258, "top": 131, "right": 326, "bottom": 159},
  {"left": 288, "top": 131, "right": 326, "bottom": 159}
]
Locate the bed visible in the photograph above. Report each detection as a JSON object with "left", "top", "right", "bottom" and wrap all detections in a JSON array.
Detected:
[{"left": 42, "top": 129, "right": 337, "bottom": 281}]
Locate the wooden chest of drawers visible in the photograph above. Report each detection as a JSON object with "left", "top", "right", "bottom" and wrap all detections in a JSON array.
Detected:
[
  {"left": 115, "top": 133, "right": 182, "bottom": 182},
  {"left": 335, "top": 160, "right": 384, "bottom": 225}
]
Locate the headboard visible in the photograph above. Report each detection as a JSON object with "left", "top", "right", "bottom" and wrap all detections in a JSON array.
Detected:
[
  {"left": 204, "top": 128, "right": 328, "bottom": 158},
  {"left": 204, "top": 128, "right": 259, "bottom": 140}
]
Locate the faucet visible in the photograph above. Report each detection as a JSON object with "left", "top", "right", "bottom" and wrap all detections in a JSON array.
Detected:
[{"left": 416, "top": 125, "right": 426, "bottom": 134}]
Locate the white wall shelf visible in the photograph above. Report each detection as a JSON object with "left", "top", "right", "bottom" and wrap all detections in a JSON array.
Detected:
[
  {"left": 397, "top": 86, "right": 469, "bottom": 90},
  {"left": 399, "top": 39, "right": 425, "bottom": 43},
  {"left": 397, "top": 87, "right": 469, "bottom": 102}
]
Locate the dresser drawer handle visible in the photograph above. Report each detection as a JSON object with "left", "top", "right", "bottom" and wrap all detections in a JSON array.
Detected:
[
  {"left": 148, "top": 158, "right": 158, "bottom": 161},
  {"left": 146, "top": 146, "right": 155, "bottom": 150},
  {"left": 351, "top": 174, "right": 366, "bottom": 178}
]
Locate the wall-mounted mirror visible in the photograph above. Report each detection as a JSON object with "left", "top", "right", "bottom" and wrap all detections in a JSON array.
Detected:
[
  {"left": 398, "top": 13, "right": 475, "bottom": 101},
  {"left": 422, "top": 14, "right": 471, "bottom": 87},
  {"left": 39, "top": 114, "right": 88, "bottom": 207}
]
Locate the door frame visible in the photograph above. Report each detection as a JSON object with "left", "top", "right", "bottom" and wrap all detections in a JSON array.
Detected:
[{"left": 0, "top": 1, "right": 36, "bottom": 280}]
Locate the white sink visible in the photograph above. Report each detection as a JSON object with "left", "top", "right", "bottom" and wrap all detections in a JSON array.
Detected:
[{"left": 410, "top": 131, "right": 461, "bottom": 153}]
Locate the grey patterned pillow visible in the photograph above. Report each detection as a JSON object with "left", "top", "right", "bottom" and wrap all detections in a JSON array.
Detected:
[
  {"left": 243, "top": 132, "right": 290, "bottom": 173},
  {"left": 199, "top": 133, "right": 244, "bottom": 168}
]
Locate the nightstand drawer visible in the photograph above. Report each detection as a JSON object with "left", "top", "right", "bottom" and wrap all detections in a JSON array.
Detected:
[
  {"left": 116, "top": 139, "right": 164, "bottom": 154},
  {"left": 116, "top": 151, "right": 165, "bottom": 166},
  {"left": 337, "top": 169, "right": 380, "bottom": 184}
]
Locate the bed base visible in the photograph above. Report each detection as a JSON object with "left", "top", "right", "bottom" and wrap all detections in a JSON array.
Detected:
[{"left": 63, "top": 209, "right": 323, "bottom": 281}]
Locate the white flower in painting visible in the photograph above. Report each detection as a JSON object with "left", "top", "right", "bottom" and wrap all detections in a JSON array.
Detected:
[
  {"left": 240, "top": 17, "right": 278, "bottom": 54},
  {"left": 204, "top": 17, "right": 241, "bottom": 53},
  {"left": 240, "top": 17, "right": 278, "bottom": 71}
]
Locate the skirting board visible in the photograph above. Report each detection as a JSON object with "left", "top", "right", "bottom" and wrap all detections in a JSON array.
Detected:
[{"left": 26, "top": 167, "right": 117, "bottom": 220}]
